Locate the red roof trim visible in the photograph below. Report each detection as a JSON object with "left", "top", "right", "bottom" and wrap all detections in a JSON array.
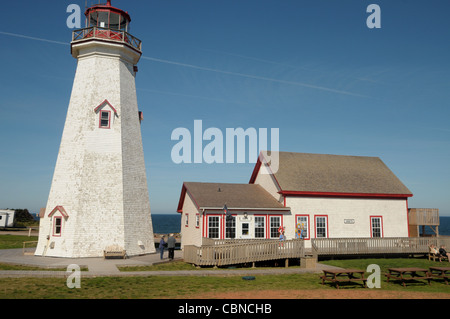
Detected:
[
  {"left": 48, "top": 206, "right": 69, "bottom": 218},
  {"left": 176, "top": 184, "right": 187, "bottom": 213},
  {"left": 249, "top": 157, "right": 262, "bottom": 184},
  {"left": 93, "top": 99, "right": 118, "bottom": 114},
  {"left": 279, "top": 191, "right": 413, "bottom": 199},
  {"left": 85, "top": 2, "right": 131, "bottom": 22},
  {"left": 177, "top": 183, "right": 201, "bottom": 214}
]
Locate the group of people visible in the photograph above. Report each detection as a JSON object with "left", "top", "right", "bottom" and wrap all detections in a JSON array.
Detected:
[
  {"left": 430, "top": 244, "right": 450, "bottom": 261},
  {"left": 159, "top": 234, "right": 177, "bottom": 260}
]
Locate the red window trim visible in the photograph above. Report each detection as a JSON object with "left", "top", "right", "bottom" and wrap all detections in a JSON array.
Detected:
[
  {"left": 93, "top": 99, "right": 118, "bottom": 114},
  {"left": 205, "top": 214, "right": 221, "bottom": 239},
  {"left": 53, "top": 216, "right": 62, "bottom": 237},
  {"left": 295, "top": 214, "right": 310, "bottom": 240},
  {"left": 195, "top": 213, "right": 200, "bottom": 228},
  {"left": 99, "top": 110, "right": 111, "bottom": 129}
]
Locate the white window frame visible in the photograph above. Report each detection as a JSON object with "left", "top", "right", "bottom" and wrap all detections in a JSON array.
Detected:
[
  {"left": 269, "top": 216, "right": 281, "bottom": 239},
  {"left": 195, "top": 213, "right": 200, "bottom": 228},
  {"left": 241, "top": 222, "right": 250, "bottom": 237},
  {"left": 53, "top": 216, "right": 62, "bottom": 237},
  {"left": 254, "top": 216, "right": 266, "bottom": 238},
  {"left": 208, "top": 215, "right": 220, "bottom": 239},
  {"left": 225, "top": 215, "right": 236, "bottom": 239},
  {"left": 99, "top": 110, "right": 111, "bottom": 129},
  {"left": 371, "top": 216, "right": 383, "bottom": 238},
  {"left": 315, "top": 215, "right": 328, "bottom": 238}
]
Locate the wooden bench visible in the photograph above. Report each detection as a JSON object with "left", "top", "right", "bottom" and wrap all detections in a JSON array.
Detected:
[
  {"left": 428, "top": 250, "right": 449, "bottom": 262},
  {"left": 386, "top": 268, "right": 432, "bottom": 287},
  {"left": 103, "top": 245, "right": 127, "bottom": 259},
  {"left": 321, "top": 269, "right": 367, "bottom": 289}
]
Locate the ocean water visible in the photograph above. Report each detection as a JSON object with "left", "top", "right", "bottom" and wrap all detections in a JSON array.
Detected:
[
  {"left": 419, "top": 216, "right": 450, "bottom": 236},
  {"left": 435, "top": 216, "right": 450, "bottom": 236},
  {"left": 152, "top": 214, "right": 181, "bottom": 234},
  {"left": 150, "top": 214, "right": 450, "bottom": 236}
]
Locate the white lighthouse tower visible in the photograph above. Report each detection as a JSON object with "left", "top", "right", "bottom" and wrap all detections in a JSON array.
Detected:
[{"left": 36, "top": 1, "right": 155, "bottom": 257}]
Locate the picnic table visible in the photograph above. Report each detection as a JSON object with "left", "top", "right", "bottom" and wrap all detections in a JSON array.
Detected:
[
  {"left": 385, "top": 268, "right": 432, "bottom": 287},
  {"left": 429, "top": 267, "right": 450, "bottom": 285},
  {"left": 321, "top": 269, "right": 367, "bottom": 289}
]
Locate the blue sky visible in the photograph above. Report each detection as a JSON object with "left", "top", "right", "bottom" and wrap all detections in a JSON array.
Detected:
[{"left": 0, "top": 0, "right": 449, "bottom": 216}]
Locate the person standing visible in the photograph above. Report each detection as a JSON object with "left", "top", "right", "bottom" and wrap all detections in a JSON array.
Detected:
[
  {"left": 167, "top": 234, "right": 176, "bottom": 260},
  {"left": 159, "top": 235, "right": 166, "bottom": 260}
]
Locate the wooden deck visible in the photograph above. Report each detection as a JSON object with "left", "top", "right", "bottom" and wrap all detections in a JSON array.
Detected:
[
  {"left": 183, "top": 236, "right": 450, "bottom": 267},
  {"left": 183, "top": 239, "right": 306, "bottom": 267},
  {"left": 311, "top": 237, "right": 450, "bottom": 256}
]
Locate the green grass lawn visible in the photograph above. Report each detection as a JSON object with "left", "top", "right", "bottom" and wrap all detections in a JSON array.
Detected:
[
  {"left": 0, "top": 257, "right": 449, "bottom": 299},
  {"left": 0, "top": 235, "right": 38, "bottom": 250},
  {"left": 0, "top": 235, "right": 449, "bottom": 299}
]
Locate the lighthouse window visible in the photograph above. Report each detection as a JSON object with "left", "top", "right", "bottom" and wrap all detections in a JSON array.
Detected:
[
  {"left": 53, "top": 217, "right": 62, "bottom": 236},
  {"left": 89, "top": 12, "right": 98, "bottom": 27},
  {"left": 97, "top": 11, "right": 109, "bottom": 28},
  {"left": 110, "top": 13, "right": 121, "bottom": 30},
  {"left": 100, "top": 111, "right": 111, "bottom": 129}
]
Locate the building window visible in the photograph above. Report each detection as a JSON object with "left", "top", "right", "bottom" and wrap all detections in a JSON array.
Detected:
[
  {"left": 53, "top": 217, "right": 62, "bottom": 236},
  {"left": 270, "top": 216, "right": 281, "bottom": 239},
  {"left": 185, "top": 214, "right": 189, "bottom": 227},
  {"left": 371, "top": 216, "right": 383, "bottom": 238},
  {"left": 208, "top": 216, "right": 220, "bottom": 239},
  {"left": 255, "top": 216, "right": 265, "bottom": 238},
  {"left": 225, "top": 215, "right": 236, "bottom": 239},
  {"left": 99, "top": 110, "right": 111, "bottom": 129},
  {"left": 195, "top": 214, "right": 200, "bottom": 228},
  {"left": 296, "top": 215, "right": 309, "bottom": 239},
  {"left": 315, "top": 215, "right": 328, "bottom": 238},
  {"left": 242, "top": 223, "right": 249, "bottom": 236}
]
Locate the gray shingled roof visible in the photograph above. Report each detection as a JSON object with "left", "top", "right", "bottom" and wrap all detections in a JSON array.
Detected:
[
  {"left": 263, "top": 152, "right": 412, "bottom": 195},
  {"left": 183, "top": 182, "right": 288, "bottom": 210}
]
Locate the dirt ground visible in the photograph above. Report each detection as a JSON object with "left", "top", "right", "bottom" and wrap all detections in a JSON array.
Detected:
[{"left": 194, "top": 289, "right": 450, "bottom": 299}]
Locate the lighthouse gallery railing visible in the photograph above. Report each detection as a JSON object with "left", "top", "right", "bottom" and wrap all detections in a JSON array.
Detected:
[{"left": 72, "top": 27, "right": 142, "bottom": 52}]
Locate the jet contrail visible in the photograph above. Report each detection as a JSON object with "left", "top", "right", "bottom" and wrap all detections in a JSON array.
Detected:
[
  {"left": 141, "top": 56, "right": 368, "bottom": 98},
  {"left": 0, "top": 30, "right": 367, "bottom": 98},
  {"left": 0, "top": 31, "right": 70, "bottom": 46}
]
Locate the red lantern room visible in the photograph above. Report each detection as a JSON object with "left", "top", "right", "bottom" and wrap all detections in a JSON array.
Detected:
[
  {"left": 85, "top": 0, "right": 131, "bottom": 32},
  {"left": 72, "top": 0, "right": 141, "bottom": 53}
]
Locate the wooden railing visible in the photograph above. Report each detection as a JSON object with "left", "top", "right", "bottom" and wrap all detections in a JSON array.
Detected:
[
  {"left": 184, "top": 238, "right": 305, "bottom": 267},
  {"left": 409, "top": 208, "right": 440, "bottom": 226},
  {"left": 72, "top": 27, "right": 142, "bottom": 52},
  {"left": 184, "top": 236, "right": 450, "bottom": 266},
  {"left": 312, "top": 237, "right": 450, "bottom": 256}
]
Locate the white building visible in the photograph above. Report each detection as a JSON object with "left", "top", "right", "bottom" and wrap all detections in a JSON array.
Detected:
[
  {"left": 177, "top": 151, "right": 413, "bottom": 248},
  {"left": 35, "top": 1, "right": 155, "bottom": 258},
  {"left": 0, "top": 210, "right": 15, "bottom": 228}
]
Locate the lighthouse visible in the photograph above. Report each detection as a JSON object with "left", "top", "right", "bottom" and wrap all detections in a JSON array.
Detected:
[{"left": 35, "top": 1, "right": 155, "bottom": 257}]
